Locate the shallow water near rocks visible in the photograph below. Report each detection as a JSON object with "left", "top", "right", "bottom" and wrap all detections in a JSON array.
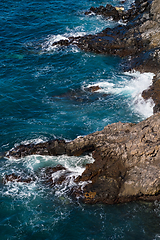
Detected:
[{"left": 0, "top": 0, "right": 160, "bottom": 239}]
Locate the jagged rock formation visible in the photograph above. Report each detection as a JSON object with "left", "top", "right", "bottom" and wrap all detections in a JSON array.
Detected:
[
  {"left": 3, "top": 173, "right": 34, "bottom": 184},
  {"left": 6, "top": 112, "right": 160, "bottom": 204},
  {"left": 52, "top": 0, "right": 160, "bottom": 59},
  {"left": 71, "top": 112, "right": 160, "bottom": 203}
]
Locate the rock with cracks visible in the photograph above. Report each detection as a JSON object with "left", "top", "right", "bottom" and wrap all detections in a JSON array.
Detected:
[{"left": 6, "top": 112, "right": 160, "bottom": 204}]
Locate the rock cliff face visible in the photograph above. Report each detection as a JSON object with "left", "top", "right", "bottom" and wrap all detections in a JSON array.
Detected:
[
  {"left": 6, "top": 112, "right": 160, "bottom": 204},
  {"left": 4, "top": 0, "right": 160, "bottom": 204},
  {"left": 71, "top": 112, "right": 160, "bottom": 203}
]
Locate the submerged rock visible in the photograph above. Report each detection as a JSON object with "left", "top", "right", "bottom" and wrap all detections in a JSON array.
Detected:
[
  {"left": 87, "top": 85, "right": 101, "bottom": 92},
  {"left": 52, "top": 87, "right": 107, "bottom": 104},
  {"left": 3, "top": 165, "right": 72, "bottom": 189}
]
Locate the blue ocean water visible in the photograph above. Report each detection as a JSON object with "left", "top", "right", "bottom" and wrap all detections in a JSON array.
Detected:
[{"left": 0, "top": 0, "right": 160, "bottom": 239}]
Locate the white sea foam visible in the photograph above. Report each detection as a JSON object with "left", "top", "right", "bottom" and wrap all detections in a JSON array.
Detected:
[
  {"left": 153, "top": 235, "right": 160, "bottom": 240},
  {"left": 23, "top": 154, "right": 94, "bottom": 172},
  {"left": 2, "top": 181, "right": 37, "bottom": 199},
  {"left": 42, "top": 28, "right": 90, "bottom": 52},
  {"left": 86, "top": 71, "right": 155, "bottom": 119},
  {"left": 78, "top": 180, "right": 92, "bottom": 190},
  {"left": 16, "top": 137, "right": 49, "bottom": 147},
  {"left": 5, "top": 137, "right": 50, "bottom": 158},
  {"left": 122, "top": 71, "right": 155, "bottom": 118},
  {"left": 1, "top": 154, "right": 94, "bottom": 200},
  {"left": 118, "top": 20, "right": 127, "bottom": 25}
]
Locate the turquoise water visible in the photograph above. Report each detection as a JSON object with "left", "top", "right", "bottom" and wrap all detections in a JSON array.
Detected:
[{"left": 0, "top": 0, "right": 160, "bottom": 239}]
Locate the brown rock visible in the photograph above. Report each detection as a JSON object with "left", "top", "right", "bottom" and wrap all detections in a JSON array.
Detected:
[
  {"left": 142, "top": 76, "right": 160, "bottom": 113},
  {"left": 87, "top": 85, "right": 101, "bottom": 92},
  {"left": 40, "top": 165, "right": 71, "bottom": 186}
]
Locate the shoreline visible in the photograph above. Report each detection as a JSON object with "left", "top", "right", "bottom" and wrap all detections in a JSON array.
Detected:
[{"left": 4, "top": 0, "right": 160, "bottom": 205}]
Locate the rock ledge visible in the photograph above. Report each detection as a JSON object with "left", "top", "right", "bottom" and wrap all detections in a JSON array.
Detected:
[{"left": 6, "top": 112, "right": 160, "bottom": 204}]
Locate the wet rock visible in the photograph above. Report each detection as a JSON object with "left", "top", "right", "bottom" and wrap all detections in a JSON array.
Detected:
[
  {"left": 52, "top": 39, "right": 70, "bottom": 47},
  {"left": 87, "top": 85, "right": 101, "bottom": 92},
  {"left": 142, "top": 74, "right": 160, "bottom": 113},
  {"left": 3, "top": 165, "right": 72, "bottom": 188},
  {"left": 85, "top": 4, "right": 122, "bottom": 21},
  {"left": 52, "top": 89, "right": 90, "bottom": 103},
  {"left": 3, "top": 173, "right": 34, "bottom": 184},
  {"left": 7, "top": 139, "right": 66, "bottom": 159},
  {"left": 40, "top": 165, "right": 71, "bottom": 186}
]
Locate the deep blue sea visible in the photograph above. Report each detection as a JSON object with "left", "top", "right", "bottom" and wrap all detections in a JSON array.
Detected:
[{"left": 0, "top": 0, "right": 160, "bottom": 239}]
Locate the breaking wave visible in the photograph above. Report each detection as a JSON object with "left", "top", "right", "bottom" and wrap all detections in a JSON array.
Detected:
[{"left": 86, "top": 71, "right": 155, "bottom": 119}]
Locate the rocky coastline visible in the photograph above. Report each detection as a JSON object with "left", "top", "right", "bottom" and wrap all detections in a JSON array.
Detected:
[
  {"left": 4, "top": 0, "right": 160, "bottom": 204},
  {"left": 52, "top": 0, "right": 160, "bottom": 112}
]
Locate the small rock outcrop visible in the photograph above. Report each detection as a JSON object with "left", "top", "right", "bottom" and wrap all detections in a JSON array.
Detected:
[
  {"left": 85, "top": 4, "right": 125, "bottom": 21},
  {"left": 39, "top": 165, "right": 71, "bottom": 187},
  {"left": 6, "top": 139, "right": 66, "bottom": 158}
]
